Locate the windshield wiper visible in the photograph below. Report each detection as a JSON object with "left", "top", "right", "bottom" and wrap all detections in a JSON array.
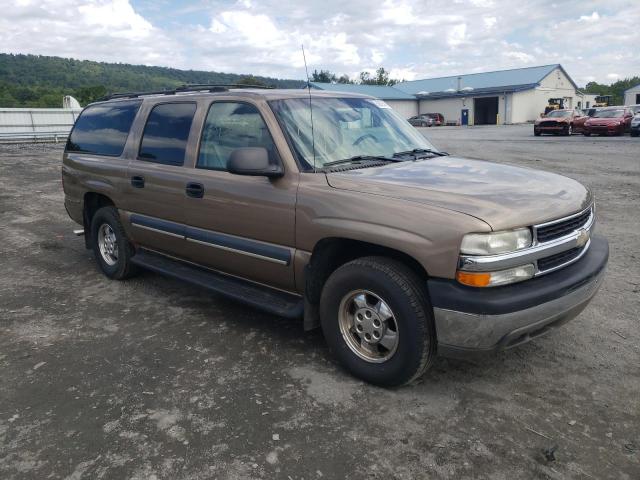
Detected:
[
  {"left": 321, "top": 155, "right": 403, "bottom": 169},
  {"left": 392, "top": 148, "right": 448, "bottom": 158}
]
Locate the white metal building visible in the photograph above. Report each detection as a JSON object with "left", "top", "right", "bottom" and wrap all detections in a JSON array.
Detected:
[
  {"left": 310, "top": 65, "right": 589, "bottom": 125},
  {"left": 624, "top": 84, "right": 640, "bottom": 106},
  {"left": 395, "top": 64, "right": 583, "bottom": 125}
]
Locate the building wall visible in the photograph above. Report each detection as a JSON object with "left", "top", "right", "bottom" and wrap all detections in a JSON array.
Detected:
[
  {"left": 0, "top": 108, "right": 81, "bottom": 142},
  {"left": 510, "top": 68, "right": 582, "bottom": 123},
  {"left": 624, "top": 85, "right": 640, "bottom": 105},
  {"left": 575, "top": 93, "right": 598, "bottom": 109},
  {"left": 419, "top": 94, "right": 509, "bottom": 125},
  {"left": 385, "top": 100, "right": 418, "bottom": 119}
]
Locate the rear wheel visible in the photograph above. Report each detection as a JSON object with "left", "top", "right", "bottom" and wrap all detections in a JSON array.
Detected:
[
  {"left": 631, "top": 131, "right": 639, "bottom": 137},
  {"left": 534, "top": 129, "right": 541, "bottom": 136},
  {"left": 320, "top": 257, "right": 436, "bottom": 387},
  {"left": 90, "top": 206, "right": 138, "bottom": 280}
]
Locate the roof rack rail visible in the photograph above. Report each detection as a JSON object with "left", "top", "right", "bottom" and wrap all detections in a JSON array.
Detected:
[{"left": 98, "top": 83, "right": 274, "bottom": 101}]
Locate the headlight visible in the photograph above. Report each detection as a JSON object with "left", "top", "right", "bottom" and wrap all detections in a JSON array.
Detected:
[
  {"left": 456, "top": 264, "right": 535, "bottom": 287},
  {"left": 460, "top": 228, "right": 532, "bottom": 255}
]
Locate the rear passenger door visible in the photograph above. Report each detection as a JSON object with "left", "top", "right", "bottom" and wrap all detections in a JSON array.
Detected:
[
  {"left": 121, "top": 102, "right": 198, "bottom": 256},
  {"left": 182, "top": 100, "right": 298, "bottom": 291}
]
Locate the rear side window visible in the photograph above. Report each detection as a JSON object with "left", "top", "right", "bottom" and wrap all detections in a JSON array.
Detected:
[
  {"left": 139, "top": 103, "right": 196, "bottom": 166},
  {"left": 66, "top": 100, "right": 141, "bottom": 156}
]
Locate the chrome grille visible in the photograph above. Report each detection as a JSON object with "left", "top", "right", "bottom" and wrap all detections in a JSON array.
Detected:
[
  {"left": 536, "top": 207, "right": 592, "bottom": 243},
  {"left": 537, "top": 245, "right": 586, "bottom": 272}
]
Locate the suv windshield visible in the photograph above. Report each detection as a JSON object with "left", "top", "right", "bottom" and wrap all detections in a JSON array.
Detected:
[
  {"left": 269, "top": 97, "right": 437, "bottom": 170},
  {"left": 546, "top": 110, "right": 571, "bottom": 118},
  {"left": 593, "top": 109, "right": 624, "bottom": 118}
]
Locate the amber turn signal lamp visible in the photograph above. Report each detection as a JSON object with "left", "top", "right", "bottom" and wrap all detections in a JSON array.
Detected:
[{"left": 456, "top": 271, "right": 492, "bottom": 287}]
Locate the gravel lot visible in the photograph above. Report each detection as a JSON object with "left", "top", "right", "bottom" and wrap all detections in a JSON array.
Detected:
[{"left": 1, "top": 125, "right": 638, "bottom": 479}]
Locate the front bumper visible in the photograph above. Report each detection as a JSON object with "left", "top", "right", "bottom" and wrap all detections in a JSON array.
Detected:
[{"left": 429, "top": 234, "right": 608, "bottom": 359}]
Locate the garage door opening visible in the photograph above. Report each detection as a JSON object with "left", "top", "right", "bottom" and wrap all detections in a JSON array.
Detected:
[{"left": 474, "top": 97, "right": 499, "bottom": 125}]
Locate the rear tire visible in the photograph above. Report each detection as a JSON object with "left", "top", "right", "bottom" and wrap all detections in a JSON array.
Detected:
[
  {"left": 631, "top": 131, "right": 639, "bottom": 137},
  {"left": 90, "top": 206, "right": 139, "bottom": 280},
  {"left": 534, "top": 129, "right": 541, "bottom": 136},
  {"left": 319, "top": 257, "right": 436, "bottom": 387}
]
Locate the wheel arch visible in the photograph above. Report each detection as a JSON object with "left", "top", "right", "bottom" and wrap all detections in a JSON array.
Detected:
[
  {"left": 304, "top": 237, "right": 430, "bottom": 306},
  {"left": 83, "top": 192, "right": 115, "bottom": 249}
]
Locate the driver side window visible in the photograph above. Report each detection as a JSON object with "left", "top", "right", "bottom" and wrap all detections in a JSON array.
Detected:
[{"left": 197, "top": 102, "right": 277, "bottom": 171}]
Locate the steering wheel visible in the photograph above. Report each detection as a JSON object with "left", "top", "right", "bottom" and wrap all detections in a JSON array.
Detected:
[{"left": 352, "top": 133, "right": 380, "bottom": 146}]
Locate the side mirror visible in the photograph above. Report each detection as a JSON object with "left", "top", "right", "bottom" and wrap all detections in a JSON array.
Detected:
[{"left": 228, "top": 147, "right": 283, "bottom": 178}]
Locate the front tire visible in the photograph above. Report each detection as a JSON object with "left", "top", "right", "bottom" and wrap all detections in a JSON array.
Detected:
[
  {"left": 90, "top": 206, "right": 138, "bottom": 280},
  {"left": 583, "top": 131, "right": 591, "bottom": 136},
  {"left": 564, "top": 124, "right": 572, "bottom": 136},
  {"left": 319, "top": 257, "right": 436, "bottom": 387}
]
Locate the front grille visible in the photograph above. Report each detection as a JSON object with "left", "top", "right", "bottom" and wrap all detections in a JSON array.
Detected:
[
  {"left": 536, "top": 208, "right": 591, "bottom": 243},
  {"left": 540, "top": 121, "right": 561, "bottom": 128},
  {"left": 537, "top": 246, "right": 585, "bottom": 272}
]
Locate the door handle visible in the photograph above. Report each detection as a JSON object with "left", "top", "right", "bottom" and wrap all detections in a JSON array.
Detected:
[
  {"left": 186, "top": 182, "right": 204, "bottom": 198},
  {"left": 131, "top": 176, "right": 145, "bottom": 188}
]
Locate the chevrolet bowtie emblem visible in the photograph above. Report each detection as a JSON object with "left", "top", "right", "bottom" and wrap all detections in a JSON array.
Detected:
[{"left": 576, "top": 228, "right": 590, "bottom": 247}]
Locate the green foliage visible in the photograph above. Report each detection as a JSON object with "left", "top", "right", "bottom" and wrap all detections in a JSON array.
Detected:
[
  {"left": 310, "top": 67, "right": 396, "bottom": 85},
  {"left": 583, "top": 76, "right": 640, "bottom": 105},
  {"left": 0, "top": 53, "right": 304, "bottom": 107},
  {"left": 359, "top": 68, "right": 398, "bottom": 86}
]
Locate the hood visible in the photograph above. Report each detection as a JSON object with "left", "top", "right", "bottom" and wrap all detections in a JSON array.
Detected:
[
  {"left": 326, "top": 157, "right": 592, "bottom": 231},
  {"left": 535, "top": 117, "right": 568, "bottom": 124},
  {"left": 586, "top": 117, "right": 623, "bottom": 125}
]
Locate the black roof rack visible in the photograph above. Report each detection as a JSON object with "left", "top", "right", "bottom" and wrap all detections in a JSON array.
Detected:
[{"left": 98, "top": 83, "right": 274, "bottom": 101}]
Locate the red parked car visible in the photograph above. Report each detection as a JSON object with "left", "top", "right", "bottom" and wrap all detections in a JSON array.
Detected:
[
  {"left": 534, "top": 109, "right": 588, "bottom": 136},
  {"left": 583, "top": 107, "right": 634, "bottom": 136}
]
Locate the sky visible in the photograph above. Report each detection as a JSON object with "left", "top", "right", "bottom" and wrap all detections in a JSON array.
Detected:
[{"left": 1, "top": 0, "right": 638, "bottom": 86}]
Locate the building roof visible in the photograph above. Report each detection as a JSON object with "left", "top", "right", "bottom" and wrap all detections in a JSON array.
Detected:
[
  {"left": 308, "top": 82, "right": 416, "bottom": 100},
  {"left": 395, "top": 64, "right": 577, "bottom": 99},
  {"left": 624, "top": 84, "right": 640, "bottom": 93}
]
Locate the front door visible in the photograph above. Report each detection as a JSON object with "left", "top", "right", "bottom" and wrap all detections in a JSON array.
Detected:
[
  {"left": 182, "top": 100, "right": 298, "bottom": 291},
  {"left": 461, "top": 109, "right": 469, "bottom": 125},
  {"left": 122, "top": 102, "right": 198, "bottom": 256}
]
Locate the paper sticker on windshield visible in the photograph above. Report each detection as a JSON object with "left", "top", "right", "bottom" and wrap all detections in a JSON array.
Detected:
[{"left": 369, "top": 99, "right": 391, "bottom": 109}]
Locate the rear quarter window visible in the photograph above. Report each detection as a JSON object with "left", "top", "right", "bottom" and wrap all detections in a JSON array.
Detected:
[
  {"left": 138, "top": 103, "right": 197, "bottom": 166},
  {"left": 66, "top": 100, "right": 141, "bottom": 156}
]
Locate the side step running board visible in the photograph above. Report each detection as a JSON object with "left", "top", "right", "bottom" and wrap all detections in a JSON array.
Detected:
[{"left": 131, "top": 249, "right": 303, "bottom": 319}]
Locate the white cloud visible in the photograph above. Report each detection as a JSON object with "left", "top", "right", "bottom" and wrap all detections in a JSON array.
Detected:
[
  {"left": 578, "top": 11, "right": 600, "bottom": 22},
  {"left": 447, "top": 24, "right": 467, "bottom": 47},
  {"left": 0, "top": 0, "right": 638, "bottom": 85},
  {"left": 483, "top": 16, "right": 497, "bottom": 29}
]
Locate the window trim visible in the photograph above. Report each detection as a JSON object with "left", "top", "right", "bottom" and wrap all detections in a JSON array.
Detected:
[
  {"left": 137, "top": 101, "right": 198, "bottom": 167},
  {"left": 195, "top": 100, "right": 284, "bottom": 173},
  {"left": 65, "top": 100, "right": 142, "bottom": 158}
]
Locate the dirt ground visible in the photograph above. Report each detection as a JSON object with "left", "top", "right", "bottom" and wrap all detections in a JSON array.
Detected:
[{"left": 1, "top": 125, "right": 638, "bottom": 479}]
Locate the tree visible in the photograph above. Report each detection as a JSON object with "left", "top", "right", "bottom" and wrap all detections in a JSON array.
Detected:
[
  {"left": 358, "top": 67, "right": 398, "bottom": 86},
  {"left": 337, "top": 74, "right": 354, "bottom": 84},
  {"left": 310, "top": 69, "right": 337, "bottom": 83},
  {"left": 236, "top": 75, "right": 267, "bottom": 87}
]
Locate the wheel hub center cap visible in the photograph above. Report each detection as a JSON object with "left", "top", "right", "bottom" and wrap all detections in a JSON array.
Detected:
[{"left": 354, "top": 307, "right": 385, "bottom": 344}]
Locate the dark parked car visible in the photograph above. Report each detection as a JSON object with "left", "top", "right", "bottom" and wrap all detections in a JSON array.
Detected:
[
  {"left": 534, "top": 109, "right": 588, "bottom": 136},
  {"left": 583, "top": 107, "right": 601, "bottom": 117},
  {"left": 409, "top": 113, "right": 443, "bottom": 127},
  {"left": 408, "top": 114, "right": 434, "bottom": 127},
  {"left": 631, "top": 114, "right": 640, "bottom": 137},
  {"left": 583, "top": 107, "right": 634, "bottom": 136}
]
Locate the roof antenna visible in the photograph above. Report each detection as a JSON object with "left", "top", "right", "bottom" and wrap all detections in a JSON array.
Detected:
[{"left": 301, "top": 44, "right": 317, "bottom": 171}]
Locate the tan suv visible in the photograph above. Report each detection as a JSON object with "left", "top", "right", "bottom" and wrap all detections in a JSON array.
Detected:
[{"left": 62, "top": 86, "right": 608, "bottom": 386}]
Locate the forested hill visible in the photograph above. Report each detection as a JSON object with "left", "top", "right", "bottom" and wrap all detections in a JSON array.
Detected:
[{"left": 0, "top": 53, "right": 305, "bottom": 108}]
